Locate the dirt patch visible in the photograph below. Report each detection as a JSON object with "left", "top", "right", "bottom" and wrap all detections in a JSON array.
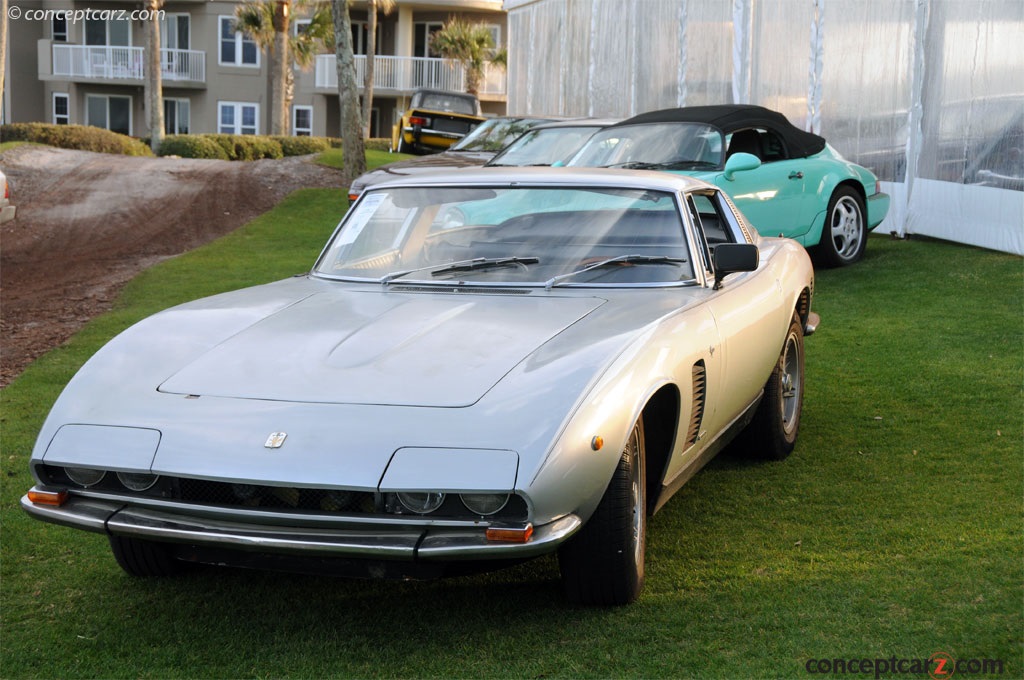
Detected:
[{"left": 0, "top": 145, "right": 347, "bottom": 387}]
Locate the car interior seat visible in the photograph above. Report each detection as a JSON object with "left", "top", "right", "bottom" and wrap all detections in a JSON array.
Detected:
[{"left": 727, "top": 129, "right": 763, "bottom": 160}]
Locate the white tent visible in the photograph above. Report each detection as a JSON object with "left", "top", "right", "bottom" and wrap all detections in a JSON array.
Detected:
[{"left": 505, "top": 0, "right": 1023, "bottom": 255}]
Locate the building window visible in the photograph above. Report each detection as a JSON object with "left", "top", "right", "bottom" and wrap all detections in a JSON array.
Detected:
[
  {"left": 219, "top": 16, "right": 259, "bottom": 67},
  {"left": 85, "top": 17, "right": 131, "bottom": 46},
  {"left": 414, "top": 22, "right": 444, "bottom": 58},
  {"left": 161, "top": 14, "right": 191, "bottom": 50},
  {"left": 53, "top": 93, "right": 70, "bottom": 125},
  {"left": 219, "top": 102, "right": 259, "bottom": 135},
  {"left": 294, "top": 19, "right": 311, "bottom": 36},
  {"left": 293, "top": 106, "right": 312, "bottom": 136},
  {"left": 86, "top": 94, "right": 131, "bottom": 135},
  {"left": 485, "top": 24, "right": 501, "bottom": 48},
  {"left": 164, "top": 98, "right": 190, "bottom": 135},
  {"left": 52, "top": 14, "right": 68, "bottom": 42}
]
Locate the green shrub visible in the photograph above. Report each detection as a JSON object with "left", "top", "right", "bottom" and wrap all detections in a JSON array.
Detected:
[
  {"left": 271, "top": 135, "right": 331, "bottom": 156},
  {"left": 0, "top": 123, "right": 152, "bottom": 156},
  {"left": 244, "top": 136, "right": 284, "bottom": 160},
  {"left": 156, "top": 135, "right": 230, "bottom": 160}
]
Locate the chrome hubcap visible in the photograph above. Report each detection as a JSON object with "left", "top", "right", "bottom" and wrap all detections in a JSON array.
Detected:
[
  {"left": 780, "top": 334, "right": 801, "bottom": 434},
  {"left": 831, "top": 196, "right": 863, "bottom": 260}
]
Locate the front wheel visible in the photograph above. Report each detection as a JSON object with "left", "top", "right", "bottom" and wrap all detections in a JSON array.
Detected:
[
  {"left": 109, "top": 536, "right": 181, "bottom": 577},
  {"left": 558, "top": 418, "right": 646, "bottom": 606},
  {"left": 817, "top": 186, "right": 867, "bottom": 267},
  {"left": 749, "top": 316, "right": 805, "bottom": 460}
]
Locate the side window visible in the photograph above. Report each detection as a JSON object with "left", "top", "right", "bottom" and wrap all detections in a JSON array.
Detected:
[
  {"left": 690, "top": 193, "right": 732, "bottom": 245},
  {"left": 685, "top": 195, "right": 714, "bottom": 275},
  {"left": 760, "top": 129, "right": 788, "bottom": 162}
]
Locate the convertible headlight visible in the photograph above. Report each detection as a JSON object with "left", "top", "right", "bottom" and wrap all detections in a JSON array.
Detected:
[
  {"left": 396, "top": 491, "right": 445, "bottom": 514},
  {"left": 116, "top": 471, "right": 159, "bottom": 492},
  {"left": 64, "top": 467, "right": 106, "bottom": 487},
  {"left": 460, "top": 493, "right": 509, "bottom": 516}
]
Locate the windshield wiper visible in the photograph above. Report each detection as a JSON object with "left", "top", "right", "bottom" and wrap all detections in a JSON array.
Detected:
[
  {"left": 378, "top": 257, "right": 539, "bottom": 285},
  {"left": 544, "top": 254, "right": 688, "bottom": 289},
  {"left": 430, "top": 256, "right": 539, "bottom": 277},
  {"left": 603, "top": 160, "right": 716, "bottom": 171}
]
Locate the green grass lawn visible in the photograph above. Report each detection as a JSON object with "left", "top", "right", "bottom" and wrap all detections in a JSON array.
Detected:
[
  {"left": 317, "top": 147, "right": 411, "bottom": 173},
  {"left": 1, "top": 198, "right": 1020, "bottom": 678}
]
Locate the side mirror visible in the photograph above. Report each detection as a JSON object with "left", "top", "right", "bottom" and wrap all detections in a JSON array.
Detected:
[
  {"left": 712, "top": 243, "right": 759, "bottom": 289},
  {"left": 723, "top": 152, "right": 761, "bottom": 180}
]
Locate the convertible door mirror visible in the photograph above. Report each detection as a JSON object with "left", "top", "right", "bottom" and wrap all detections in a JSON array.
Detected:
[
  {"left": 712, "top": 243, "right": 759, "bottom": 289},
  {"left": 723, "top": 152, "right": 762, "bottom": 180}
]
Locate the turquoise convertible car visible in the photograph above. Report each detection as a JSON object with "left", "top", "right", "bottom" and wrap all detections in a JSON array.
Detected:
[{"left": 567, "top": 105, "right": 890, "bottom": 266}]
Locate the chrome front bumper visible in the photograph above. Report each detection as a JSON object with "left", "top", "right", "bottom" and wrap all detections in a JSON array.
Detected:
[{"left": 21, "top": 491, "right": 581, "bottom": 562}]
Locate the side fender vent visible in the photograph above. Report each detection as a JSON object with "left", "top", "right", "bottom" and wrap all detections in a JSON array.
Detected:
[{"left": 685, "top": 361, "right": 707, "bottom": 448}]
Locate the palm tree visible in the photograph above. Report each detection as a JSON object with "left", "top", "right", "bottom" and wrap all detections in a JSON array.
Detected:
[
  {"left": 233, "top": 0, "right": 289, "bottom": 134},
  {"left": 233, "top": 0, "right": 332, "bottom": 134},
  {"left": 331, "top": 0, "right": 366, "bottom": 179},
  {"left": 429, "top": 18, "right": 498, "bottom": 96},
  {"left": 361, "top": 0, "right": 395, "bottom": 139},
  {"left": 143, "top": 0, "right": 164, "bottom": 151}
]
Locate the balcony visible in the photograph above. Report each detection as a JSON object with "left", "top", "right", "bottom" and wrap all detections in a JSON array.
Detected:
[
  {"left": 314, "top": 55, "right": 506, "bottom": 99},
  {"left": 48, "top": 43, "right": 206, "bottom": 86}
]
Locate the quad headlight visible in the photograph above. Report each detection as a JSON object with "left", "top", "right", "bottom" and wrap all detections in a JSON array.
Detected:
[
  {"left": 396, "top": 491, "right": 445, "bottom": 514},
  {"left": 64, "top": 467, "right": 106, "bottom": 487},
  {"left": 460, "top": 493, "right": 509, "bottom": 516},
  {"left": 116, "top": 471, "right": 159, "bottom": 492}
]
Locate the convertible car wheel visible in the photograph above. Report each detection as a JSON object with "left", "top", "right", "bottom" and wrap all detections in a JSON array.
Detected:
[
  {"left": 749, "top": 315, "right": 805, "bottom": 461},
  {"left": 109, "top": 536, "right": 181, "bottom": 577},
  {"left": 559, "top": 419, "right": 646, "bottom": 606},
  {"left": 819, "top": 187, "right": 867, "bottom": 267}
]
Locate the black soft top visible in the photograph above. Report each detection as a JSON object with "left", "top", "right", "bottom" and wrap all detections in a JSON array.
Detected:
[{"left": 616, "top": 105, "right": 827, "bottom": 158}]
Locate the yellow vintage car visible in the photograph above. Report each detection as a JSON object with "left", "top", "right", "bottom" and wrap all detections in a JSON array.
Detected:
[{"left": 391, "top": 89, "right": 485, "bottom": 154}]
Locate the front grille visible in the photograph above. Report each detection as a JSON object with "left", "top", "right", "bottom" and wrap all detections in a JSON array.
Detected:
[{"left": 178, "top": 478, "right": 376, "bottom": 513}]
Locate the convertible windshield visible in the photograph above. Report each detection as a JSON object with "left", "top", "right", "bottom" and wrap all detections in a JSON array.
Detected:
[
  {"left": 568, "top": 123, "right": 725, "bottom": 170},
  {"left": 315, "top": 186, "right": 695, "bottom": 286}
]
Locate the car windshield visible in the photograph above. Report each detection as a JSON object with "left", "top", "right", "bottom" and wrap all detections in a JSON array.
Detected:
[
  {"left": 416, "top": 92, "right": 478, "bottom": 115},
  {"left": 488, "top": 126, "right": 604, "bottom": 166},
  {"left": 451, "top": 118, "right": 548, "bottom": 152},
  {"left": 315, "top": 186, "right": 695, "bottom": 287},
  {"left": 569, "top": 123, "right": 725, "bottom": 170}
]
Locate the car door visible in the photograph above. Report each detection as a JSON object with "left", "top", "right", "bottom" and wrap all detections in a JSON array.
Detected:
[
  {"left": 687, "top": 190, "right": 790, "bottom": 433},
  {"left": 715, "top": 128, "right": 817, "bottom": 240}
]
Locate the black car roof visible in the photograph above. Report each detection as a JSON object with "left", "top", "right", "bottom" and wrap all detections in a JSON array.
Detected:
[{"left": 615, "top": 105, "right": 827, "bottom": 158}]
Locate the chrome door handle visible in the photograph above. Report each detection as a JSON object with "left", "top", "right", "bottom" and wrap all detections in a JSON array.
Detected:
[{"left": 788, "top": 171, "right": 804, "bottom": 180}]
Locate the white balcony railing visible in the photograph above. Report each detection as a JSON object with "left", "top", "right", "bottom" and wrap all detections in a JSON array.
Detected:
[
  {"left": 52, "top": 44, "right": 206, "bottom": 83},
  {"left": 315, "top": 54, "right": 505, "bottom": 96}
]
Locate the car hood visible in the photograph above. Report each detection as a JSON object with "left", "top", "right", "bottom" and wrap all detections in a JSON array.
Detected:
[
  {"left": 351, "top": 152, "right": 493, "bottom": 190},
  {"left": 158, "top": 288, "right": 604, "bottom": 407}
]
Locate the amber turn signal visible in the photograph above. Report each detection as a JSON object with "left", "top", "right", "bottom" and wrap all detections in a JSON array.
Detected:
[
  {"left": 27, "top": 487, "right": 69, "bottom": 507},
  {"left": 485, "top": 524, "right": 534, "bottom": 543}
]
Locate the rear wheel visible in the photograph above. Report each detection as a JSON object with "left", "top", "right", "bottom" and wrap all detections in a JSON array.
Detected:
[
  {"left": 559, "top": 418, "right": 646, "bottom": 606},
  {"left": 109, "top": 536, "right": 181, "bottom": 577},
  {"left": 818, "top": 186, "right": 866, "bottom": 267},
  {"left": 748, "top": 315, "right": 805, "bottom": 460}
]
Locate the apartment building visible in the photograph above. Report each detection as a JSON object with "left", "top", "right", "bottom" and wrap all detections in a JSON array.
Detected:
[{"left": 3, "top": 0, "right": 507, "bottom": 138}]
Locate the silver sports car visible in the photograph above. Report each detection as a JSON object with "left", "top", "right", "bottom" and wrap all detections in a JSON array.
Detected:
[{"left": 22, "top": 168, "right": 819, "bottom": 605}]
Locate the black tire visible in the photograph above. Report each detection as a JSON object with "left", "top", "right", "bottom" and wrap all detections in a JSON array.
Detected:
[
  {"left": 396, "top": 136, "right": 411, "bottom": 154},
  {"left": 558, "top": 418, "right": 646, "bottom": 606},
  {"left": 109, "top": 536, "right": 181, "bottom": 577},
  {"left": 748, "top": 316, "right": 805, "bottom": 461},
  {"left": 817, "top": 186, "right": 867, "bottom": 267}
]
